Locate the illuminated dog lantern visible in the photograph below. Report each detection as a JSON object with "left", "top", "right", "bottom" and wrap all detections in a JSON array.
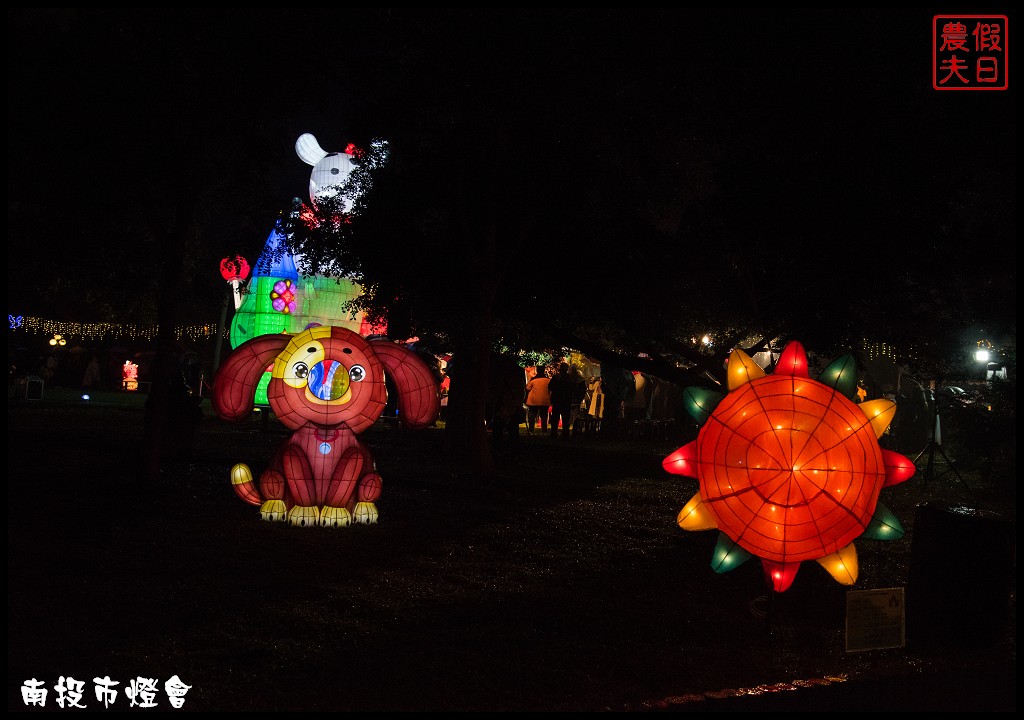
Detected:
[{"left": 213, "top": 325, "right": 440, "bottom": 526}]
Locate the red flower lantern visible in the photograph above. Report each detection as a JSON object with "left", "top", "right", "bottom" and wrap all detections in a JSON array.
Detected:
[
  {"left": 220, "top": 255, "right": 251, "bottom": 310},
  {"left": 219, "top": 255, "right": 251, "bottom": 283}
]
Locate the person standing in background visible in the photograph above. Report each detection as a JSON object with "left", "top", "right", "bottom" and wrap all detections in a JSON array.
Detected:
[
  {"left": 547, "top": 362, "right": 575, "bottom": 439},
  {"left": 524, "top": 364, "right": 551, "bottom": 435},
  {"left": 486, "top": 352, "right": 525, "bottom": 456},
  {"left": 81, "top": 354, "right": 102, "bottom": 391},
  {"left": 598, "top": 364, "right": 634, "bottom": 437}
]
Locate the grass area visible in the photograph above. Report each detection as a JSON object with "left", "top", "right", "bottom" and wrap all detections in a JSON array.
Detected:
[{"left": 7, "top": 389, "right": 1016, "bottom": 711}]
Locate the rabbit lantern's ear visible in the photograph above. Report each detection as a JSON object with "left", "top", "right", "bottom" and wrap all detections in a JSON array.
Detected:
[
  {"left": 212, "top": 335, "right": 291, "bottom": 421},
  {"left": 295, "top": 133, "right": 328, "bottom": 166},
  {"left": 369, "top": 340, "right": 441, "bottom": 430}
]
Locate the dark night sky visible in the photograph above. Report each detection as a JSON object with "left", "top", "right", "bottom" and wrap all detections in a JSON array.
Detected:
[{"left": 6, "top": 8, "right": 1017, "bottom": 343}]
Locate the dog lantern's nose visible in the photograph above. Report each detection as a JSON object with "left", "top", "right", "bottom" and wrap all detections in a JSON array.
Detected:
[{"left": 308, "top": 359, "right": 350, "bottom": 401}]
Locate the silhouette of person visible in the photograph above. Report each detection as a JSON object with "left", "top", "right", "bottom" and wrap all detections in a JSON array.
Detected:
[
  {"left": 486, "top": 353, "right": 525, "bottom": 456},
  {"left": 547, "top": 362, "right": 575, "bottom": 438},
  {"left": 524, "top": 365, "right": 551, "bottom": 435}
]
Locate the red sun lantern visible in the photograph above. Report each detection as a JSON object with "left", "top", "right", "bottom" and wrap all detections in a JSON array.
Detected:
[
  {"left": 219, "top": 255, "right": 251, "bottom": 282},
  {"left": 663, "top": 340, "right": 913, "bottom": 593},
  {"left": 212, "top": 325, "right": 441, "bottom": 527}
]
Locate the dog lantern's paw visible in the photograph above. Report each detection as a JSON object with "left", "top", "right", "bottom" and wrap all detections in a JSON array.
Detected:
[
  {"left": 319, "top": 506, "right": 353, "bottom": 528},
  {"left": 260, "top": 500, "right": 288, "bottom": 522},
  {"left": 353, "top": 502, "right": 379, "bottom": 525},
  {"left": 288, "top": 505, "right": 321, "bottom": 527}
]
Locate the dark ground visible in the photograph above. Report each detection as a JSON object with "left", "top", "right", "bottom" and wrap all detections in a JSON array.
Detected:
[{"left": 7, "top": 388, "right": 1016, "bottom": 712}]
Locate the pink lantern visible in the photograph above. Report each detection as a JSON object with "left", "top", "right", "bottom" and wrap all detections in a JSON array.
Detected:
[{"left": 122, "top": 360, "right": 139, "bottom": 391}]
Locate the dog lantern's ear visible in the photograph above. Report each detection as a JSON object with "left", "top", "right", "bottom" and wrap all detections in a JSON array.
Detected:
[
  {"left": 369, "top": 340, "right": 441, "bottom": 430},
  {"left": 212, "top": 335, "right": 291, "bottom": 421}
]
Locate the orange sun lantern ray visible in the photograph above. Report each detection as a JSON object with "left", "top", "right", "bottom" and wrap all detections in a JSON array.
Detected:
[{"left": 663, "top": 340, "right": 914, "bottom": 593}]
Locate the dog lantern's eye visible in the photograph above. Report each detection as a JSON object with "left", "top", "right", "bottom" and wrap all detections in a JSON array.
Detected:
[
  {"left": 278, "top": 341, "right": 326, "bottom": 390},
  {"left": 349, "top": 364, "right": 366, "bottom": 382}
]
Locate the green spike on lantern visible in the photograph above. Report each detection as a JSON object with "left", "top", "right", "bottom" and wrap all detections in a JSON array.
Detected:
[
  {"left": 711, "top": 532, "right": 753, "bottom": 573},
  {"left": 818, "top": 354, "right": 859, "bottom": 401},
  {"left": 683, "top": 387, "right": 725, "bottom": 425},
  {"left": 861, "top": 503, "right": 905, "bottom": 540}
]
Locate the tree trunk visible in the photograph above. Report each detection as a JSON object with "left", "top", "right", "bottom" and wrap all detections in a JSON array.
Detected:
[
  {"left": 445, "top": 320, "right": 494, "bottom": 483},
  {"left": 443, "top": 261, "right": 501, "bottom": 483},
  {"left": 141, "top": 145, "right": 200, "bottom": 484}
]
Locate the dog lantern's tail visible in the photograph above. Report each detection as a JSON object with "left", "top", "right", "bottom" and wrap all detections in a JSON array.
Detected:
[
  {"left": 230, "top": 463, "right": 262, "bottom": 506},
  {"left": 230, "top": 463, "right": 289, "bottom": 522}
]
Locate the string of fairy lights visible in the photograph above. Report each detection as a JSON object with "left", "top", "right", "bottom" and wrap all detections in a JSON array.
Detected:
[
  {"left": 861, "top": 339, "right": 899, "bottom": 362},
  {"left": 10, "top": 314, "right": 922, "bottom": 371},
  {"left": 8, "top": 315, "right": 224, "bottom": 344}
]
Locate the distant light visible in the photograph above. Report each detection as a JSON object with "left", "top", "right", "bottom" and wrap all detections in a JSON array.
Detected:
[
  {"left": 81, "top": 394, "right": 90, "bottom": 401},
  {"left": 975, "top": 348, "right": 991, "bottom": 362}
]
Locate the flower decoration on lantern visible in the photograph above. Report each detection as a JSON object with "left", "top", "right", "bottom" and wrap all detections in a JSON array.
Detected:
[
  {"left": 270, "top": 279, "right": 298, "bottom": 314},
  {"left": 662, "top": 340, "right": 915, "bottom": 593},
  {"left": 297, "top": 202, "right": 320, "bottom": 229},
  {"left": 295, "top": 200, "right": 351, "bottom": 232}
]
